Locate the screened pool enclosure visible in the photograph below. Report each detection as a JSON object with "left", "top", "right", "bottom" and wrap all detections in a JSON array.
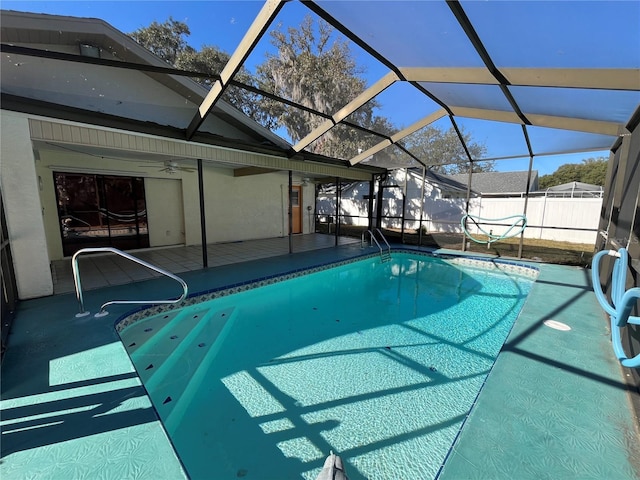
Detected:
[{"left": 1, "top": 1, "right": 639, "bottom": 478}]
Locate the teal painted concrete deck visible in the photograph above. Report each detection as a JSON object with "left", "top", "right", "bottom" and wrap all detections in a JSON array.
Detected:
[
  {"left": 1, "top": 241, "right": 638, "bottom": 479},
  {"left": 440, "top": 264, "right": 640, "bottom": 480}
]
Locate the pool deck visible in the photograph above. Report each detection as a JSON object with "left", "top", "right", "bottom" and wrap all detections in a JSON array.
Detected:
[{"left": 1, "top": 237, "right": 639, "bottom": 479}]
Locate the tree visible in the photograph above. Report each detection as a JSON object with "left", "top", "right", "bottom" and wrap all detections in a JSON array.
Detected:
[
  {"left": 129, "top": 18, "right": 194, "bottom": 66},
  {"left": 580, "top": 157, "right": 609, "bottom": 185},
  {"left": 175, "top": 47, "right": 271, "bottom": 127},
  {"left": 403, "top": 125, "right": 490, "bottom": 174},
  {"left": 256, "top": 15, "right": 395, "bottom": 160},
  {"left": 538, "top": 157, "right": 608, "bottom": 189}
]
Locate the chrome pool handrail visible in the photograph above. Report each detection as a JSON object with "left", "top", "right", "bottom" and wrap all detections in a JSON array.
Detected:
[
  {"left": 361, "top": 229, "right": 391, "bottom": 262},
  {"left": 72, "top": 247, "right": 188, "bottom": 317},
  {"left": 375, "top": 228, "right": 391, "bottom": 258}
]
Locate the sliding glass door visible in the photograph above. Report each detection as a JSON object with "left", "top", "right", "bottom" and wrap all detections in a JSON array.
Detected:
[{"left": 54, "top": 172, "right": 149, "bottom": 256}]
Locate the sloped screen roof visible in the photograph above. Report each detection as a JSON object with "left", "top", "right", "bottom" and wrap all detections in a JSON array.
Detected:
[
  {"left": 298, "top": 0, "right": 639, "bottom": 167},
  {"left": 191, "top": 0, "right": 638, "bottom": 170},
  {"left": 2, "top": 0, "right": 638, "bottom": 173}
]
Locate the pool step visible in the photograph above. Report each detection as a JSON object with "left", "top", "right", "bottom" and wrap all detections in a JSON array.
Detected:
[
  {"left": 133, "top": 307, "right": 234, "bottom": 387},
  {"left": 135, "top": 307, "right": 237, "bottom": 428},
  {"left": 120, "top": 310, "right": 184, "bottom": 355},
  {"left": 122, "top": 308, "right": 201, "bottom": 357},
  {"left": 160, "top": 306, "right": 238, "bottom": 433},
  {"left": 123, "top": 308, "right": 211, "bottom": 384}
]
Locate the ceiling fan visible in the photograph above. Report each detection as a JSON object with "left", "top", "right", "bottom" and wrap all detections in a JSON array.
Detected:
[
  {"left": 301, "top": 176, "right": 324, "bottom": 186},
  {"left": 139, "top": 159, "right": 196, "bottom": 174}
]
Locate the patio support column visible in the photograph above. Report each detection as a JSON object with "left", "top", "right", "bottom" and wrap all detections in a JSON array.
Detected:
[
  {"left": 313, "top": 180, "right": 319, "bottom": 234},
  {"left": 519, "top": 155, "right": 534, "bottom": 259},
  {"left": 288, "top": 170, "right": 293, "bottom": 254},
  {"left": 462, "top": 165, "right": 474, "bottom": 251},
  {"left": 368, "top": 174, "right": 375, "bottom": 231},
  {"left": 197, "top": 158, "right": 208, "bottom": 268},
  {"left": 401, "top": 168, "right": 408, "bottom": 244},
  {"left": 335, "top": 177, "right": 340, "bottom": 246},
  {"left": 418, "top": 166, "right": 426, "bottom": 245},
  {"left": 376, "top": 175, "right": 384, "bottom": 230}
]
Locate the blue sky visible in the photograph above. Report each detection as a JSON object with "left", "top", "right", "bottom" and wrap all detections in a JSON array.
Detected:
[{"left": 2, "top": 0, "right": 616, "bottom": 176}]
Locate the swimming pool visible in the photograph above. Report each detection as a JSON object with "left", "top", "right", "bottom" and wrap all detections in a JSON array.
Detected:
[{"left": 117, "top": 252, "right": 537, "bottom": 479}]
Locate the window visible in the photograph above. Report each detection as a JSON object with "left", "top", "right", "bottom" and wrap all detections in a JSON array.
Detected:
[{"left": 290, "top": 189, "right": 300, "bottom": 206}]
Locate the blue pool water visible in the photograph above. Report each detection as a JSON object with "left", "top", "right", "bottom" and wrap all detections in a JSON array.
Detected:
[{"left": 119, "top": 253, "right": 536, "bottom": 480}]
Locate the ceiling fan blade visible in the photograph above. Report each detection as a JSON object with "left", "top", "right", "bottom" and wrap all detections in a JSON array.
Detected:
[{"left": 136, "top": 160, "right": 194, "bottom": 173}]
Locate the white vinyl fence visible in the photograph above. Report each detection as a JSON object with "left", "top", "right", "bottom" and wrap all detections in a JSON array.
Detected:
[
  {"left": 318, "top": 185, "right": 602, "bottom": 245},
  {"left": 465, "top": 196, "right": 602, "bottom": 244},
  {"left": 402, "top": 195, "right": 602, "bottom": 244}
]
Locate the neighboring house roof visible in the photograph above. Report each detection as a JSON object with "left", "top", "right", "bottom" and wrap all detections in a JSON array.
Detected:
[
  {"left": 447, "top": 171, "right": 539, "bottom": 194},
  {"left": 544, "top": 181, "right": 603, "bottom": 192},
  {"left": 423, "top": 169, "right": 471, "bottom": 194},
  {"left": 542, "top": 181, "right": 604, "bottom": 197}
]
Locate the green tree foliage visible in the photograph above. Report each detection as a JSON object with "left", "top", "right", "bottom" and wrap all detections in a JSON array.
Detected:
[
  {"left": 404, "top": 125, "right": 490, "bottom": 174},
  {"left": 538, "top": 157, "right": 608, "bottom": 189},
  {"left": 129, "top": 17, "right": 193, "bottom": 65},
  {"left": 256, "top": 15, "right": 395, "bottom": 160}
]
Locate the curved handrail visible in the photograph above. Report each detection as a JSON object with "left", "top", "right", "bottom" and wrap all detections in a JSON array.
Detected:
[
  {"left": 365, "top": 230, "right": 383, "bottom": 255},
  {"left": 461, "top": 214, "right": 527, "bottom": 245},
  {"left": 591, "top": 247, "right": 640, "bottom": 368},
  {"left": 591, "top": 248, "right": 626, "bottom": 317},
  {"left": 72, "top": 247, "right": 188, "bottom": 317},
  {"left": 360, "top": 230, "right": 368, "bottom": 249},
  {"left": 375, "top": 228, "right": 391, "bottom": 253},
  {"left": 611, "top": 288, "right": 640, "bottom": 368}
]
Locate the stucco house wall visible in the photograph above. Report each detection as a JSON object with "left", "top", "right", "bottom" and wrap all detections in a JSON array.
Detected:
[
  {"left": 200, "top": 167, "right": 315, "bottom": 244},
  {"left": 1, "top": 111, "right": 54, "bottom": 298}
]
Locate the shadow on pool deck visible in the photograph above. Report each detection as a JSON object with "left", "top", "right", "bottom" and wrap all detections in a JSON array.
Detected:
[
  {"left": 439, "top": 264, "right": 640, "bottom": 480},
  {"left": 1, "top": 244, "right": 638, "bottom": 480}
]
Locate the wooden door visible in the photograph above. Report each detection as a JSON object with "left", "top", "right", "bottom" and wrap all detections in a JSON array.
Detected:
[{"left": 291, "top": 186, "right": 302, "bottom": 234}]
